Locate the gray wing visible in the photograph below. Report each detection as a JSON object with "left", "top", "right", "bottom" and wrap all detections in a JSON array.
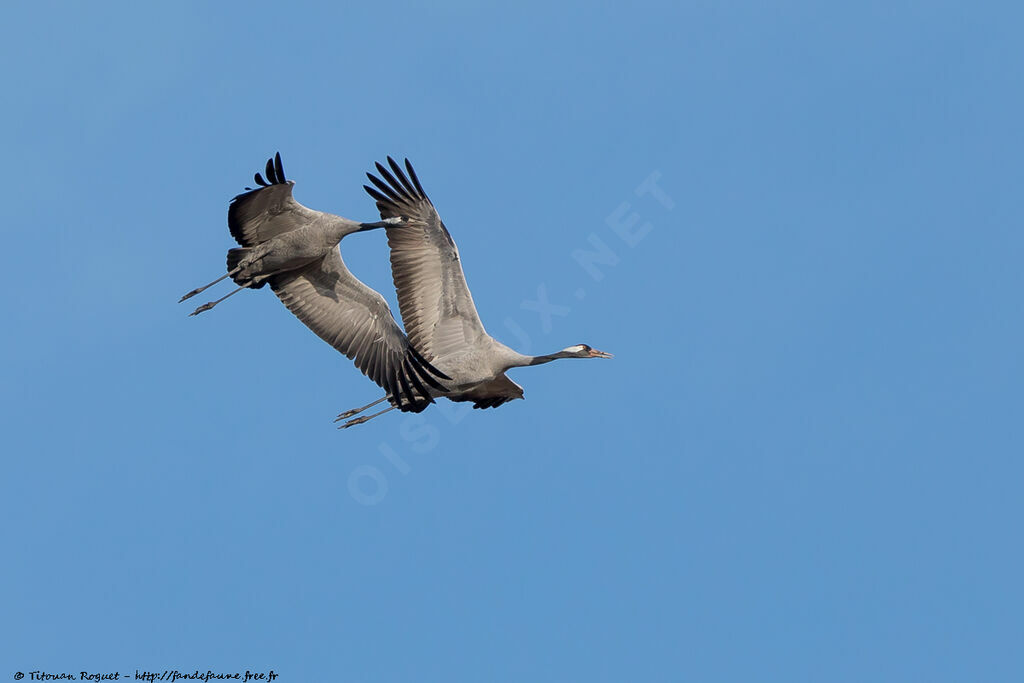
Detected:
[
  {"left": 364, "top": 157, "right": 488, "bottom": 362},
  {"left": 228, "top": 153, "right": 322, "bottom": 248},
  {"left": 269, "top": 248, "right": 450, "bottom": 412}
]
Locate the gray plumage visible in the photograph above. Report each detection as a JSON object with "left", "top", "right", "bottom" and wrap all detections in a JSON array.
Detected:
[
  {"left": 183, "top": 153, "right": 611, "bottom": 430},
  {"left": 180, "top": 154, "right": 450, "bottom": 415},
  {"left": 346, "top": 157, "right": 612, "bottom": 426}
]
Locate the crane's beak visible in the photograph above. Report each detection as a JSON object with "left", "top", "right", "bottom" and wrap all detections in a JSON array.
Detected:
[{"left": 588, "top": 348, "right": 613, "bottom": 359}]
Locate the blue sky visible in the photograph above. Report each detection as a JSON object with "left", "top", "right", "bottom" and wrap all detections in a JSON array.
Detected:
[{"left": 2, "top": 1, "right": 1022, "bottom": 681}]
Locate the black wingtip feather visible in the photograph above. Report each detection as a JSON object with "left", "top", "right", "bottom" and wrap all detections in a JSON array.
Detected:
[
  {"left": 407, "top": 345, "right": 452, "bottom": 381},
  {"left": 375, "top": 162, "right": 412, "bottom": 200},
  {"left": 388, "top": 157, "right": 418, "bottom": 197},
  {"left": 403, "top": 359, "right": 434, "bottom": 406},
  {"left": 366, "top": 172, "right": 402, "bottom": 202},
  {"left": 412, "top": 362, "right": 447, "bottom": 393},
  {"left": 405, "top": 159, "right": 426, "bottom": 197},
  {"left": 274, "top": 152, "right": 285, "bottom": 182},
  {"left": 364, "top": 184, "right": 390, "bottom": 204}
]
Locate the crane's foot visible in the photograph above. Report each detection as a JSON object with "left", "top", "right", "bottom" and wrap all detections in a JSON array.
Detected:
[
  {"left": 179, "top": 287, "right": 203, "bottom": 303},
  {"left": 338, "top": 415, "right": 371, "bottom": 429},
  {"left": 189, "top": 302, "right": 215, "bottom": 316},
  {"left": 334, "top": 396, "right": 389, "bottom": 422}
]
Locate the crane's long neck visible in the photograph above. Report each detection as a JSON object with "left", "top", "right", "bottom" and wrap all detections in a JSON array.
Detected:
[
  {"left": 501, "top": 344, "right": 609, "bottom": 370},
  {"left": 530, "top": 351, "right": 580, "bottom": 365},
  {"left": 325, "top": 216, "right": 397, "bottom": 242},
  {"left": 504, "top": 350, "right": 574, "bottom": 368}
]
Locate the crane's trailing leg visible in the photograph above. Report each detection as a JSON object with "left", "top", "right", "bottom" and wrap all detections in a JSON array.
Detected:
[
  {"left": 188, "top": 278, "right": 263, "bottom": 316},
  {"left": 338, "top": 406, "right": 396, "bottom": 429},
  {"left": 178, "top": 267, "right": 245, "bottom": 303},
  {"left": 335, "top": 396, "right": 389, "bottom": 421}
]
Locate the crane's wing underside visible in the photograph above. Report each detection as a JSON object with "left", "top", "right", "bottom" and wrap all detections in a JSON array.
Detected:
[
  {"left": 269, "top": 249, "right": 450, "bottom": 412},
  {"left": 364, "top": 157, "right": 488, "bottom": 362}
]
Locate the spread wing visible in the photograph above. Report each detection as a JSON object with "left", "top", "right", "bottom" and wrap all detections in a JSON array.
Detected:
[
  {"left": 364, "top": 157, "right": 488, "bottom": 362},
  {"left": 228, "top": 153, "right": 324, "bottom": 248},
  {"left": 269, "top": 246, "right": 450, "bottom": 412}
]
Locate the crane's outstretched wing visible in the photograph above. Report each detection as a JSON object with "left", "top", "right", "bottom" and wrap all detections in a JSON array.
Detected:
[
  {"left": 364, "top": 157, "right": 488, "bottom": 362},
  {"left": 228, "top": 153, "right": 323, "bottom": 248},
  {"left": 269, "top": 249, "right": 451, "bottom": 412}
]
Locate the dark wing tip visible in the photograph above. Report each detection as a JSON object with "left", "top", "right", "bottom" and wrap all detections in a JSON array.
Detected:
[
  {"left": 404, "top": 158, "right": 426, "bottom": 197},
  {"left": 364, "top": 184, "right": 390, "bottom": 204},
  {"left": 388, "top": 156, "right": 418, "bottom": 197},
  {"left": 250, "top": 154, "right": 287, "bottom": 190},
  {"left": 373, "top": 160, "right": 412, "bottom": 200},
  {"left": 274, "top": 152, "right": 286, "bottom": 182},
  {"left": 366, "top": 171, "right": 402, "bottom": 202},
  {"left": 402, "top": 358, "right": 434, "bottom": 407},
  {"left": 407, "top": 344, "right": 452, "bottom": 381}
]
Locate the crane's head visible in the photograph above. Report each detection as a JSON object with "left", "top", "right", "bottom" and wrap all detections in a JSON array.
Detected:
[{"left": 562, "top": 344, "right": 613, "bottom": 359}]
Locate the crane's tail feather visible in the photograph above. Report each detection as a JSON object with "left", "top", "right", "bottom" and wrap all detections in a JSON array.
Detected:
[{"left": 226, "top": 248, "right": 269, "bottom": 290}]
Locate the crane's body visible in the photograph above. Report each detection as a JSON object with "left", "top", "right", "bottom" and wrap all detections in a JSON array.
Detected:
[{"left": 230, "top": 220, "right": 366, "bottom": 279}]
